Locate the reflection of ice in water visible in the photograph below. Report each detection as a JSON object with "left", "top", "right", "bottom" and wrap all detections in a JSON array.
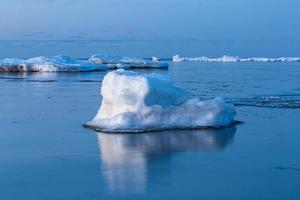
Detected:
[
  {"left": 29, "top": 72, "right": 57, "bottom": 81},
  {"left": 98, "top": 134, "right": 147, "bottom": 193},
  {"left": 97, "top": 127, "right": 236, "bottom": 193},
  {"left": 0, "top": 72, "right": 57, "bottom": 82}
]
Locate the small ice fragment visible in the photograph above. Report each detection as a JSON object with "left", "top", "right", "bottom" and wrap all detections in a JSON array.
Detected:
[
  {"left": 152, "top": 56, "right": 160, "bottom": 61},
  {"left": 172, "top": 55, "right": 183, "bottom": 62}
]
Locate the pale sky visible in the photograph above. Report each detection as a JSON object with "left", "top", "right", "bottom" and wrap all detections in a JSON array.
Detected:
[
  {"left": 0, "top": 0, "right": 299, "bottom": 57},
  {"left": 1, "top": 0, "right": 299, "bottom": 41}
]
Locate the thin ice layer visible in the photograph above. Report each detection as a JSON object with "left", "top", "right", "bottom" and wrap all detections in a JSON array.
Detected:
[{"left": 86, "top": 69, "right": 236, "bottom": 132}]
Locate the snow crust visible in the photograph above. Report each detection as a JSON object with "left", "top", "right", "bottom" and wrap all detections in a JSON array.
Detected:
[
  {"left": 86, "top": 69, "right": 236, "bottom": 132},
  {"left": 173, "top": 55, "right": 300, "bottom": 62}
]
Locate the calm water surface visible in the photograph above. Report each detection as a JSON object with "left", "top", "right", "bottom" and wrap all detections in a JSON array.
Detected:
[
  {"left": 1, "top": 62, "right": 300, "bottom": 199},
  {"left": 2, "top": 0, "right": 300, "bottom": 198}
]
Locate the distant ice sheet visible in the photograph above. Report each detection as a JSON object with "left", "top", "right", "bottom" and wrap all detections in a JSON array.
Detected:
[
  {"left": 173, "top": 55, "right": 300, "bottom": 62},
  {"left": 85, "top": 69, "right": 236, "bottom": 132}
]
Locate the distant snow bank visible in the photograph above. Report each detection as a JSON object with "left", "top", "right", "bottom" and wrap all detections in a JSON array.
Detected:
[
  {"left": 85, "top": 69, "right": 236, "bottom": 132},
  {"left": 172, "top": 55, "right": 300, "bottom": 62}
]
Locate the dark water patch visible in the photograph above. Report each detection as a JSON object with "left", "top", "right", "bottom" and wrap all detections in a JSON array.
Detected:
[
  {"left": 1, "top": 78, "right": 57, "bottom": 83},
  {"left": 72, "top": 80, "right": 101, "bottom": 83},
  {"left": 25, "top": 80, "right": 56, "bottom": 83},
  {"left": 83, "top": 121, "right": 241, "bottom": 134},
  {"left": 1, "top": 77, "right": 102, "bottom": 83},
  {"left": 273, "top": 167, "right": 300, "bottom": 171},
  {"left": 229, "top": 94, "right": 300, "bottom": 109},
  {"left": 0, "top": 76, "right": 27, "bottom": 80}
]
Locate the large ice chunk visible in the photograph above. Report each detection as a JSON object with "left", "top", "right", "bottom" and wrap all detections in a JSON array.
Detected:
[
  {"left": 86, "top": 69, "right": 236, "bottom": 132},
  {"left": 89, "top": 54, "right": 169, "bottom": 69},
  {"left": 0, "top": 55, "right": 106, "bottom": 72}
]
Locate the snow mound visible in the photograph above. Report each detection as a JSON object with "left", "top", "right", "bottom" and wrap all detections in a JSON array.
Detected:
[
  {"left": 0, "top": 55, "right": 106, "bottom": 72},
  {"left": 173, "top": 55, "right": 300, "bottom": 62},
  {"left": 89, "top": 54, "right": 168, "bottom": 68},
  {"left": 86, "top": 69, "right": 236, "bottom": 132}
]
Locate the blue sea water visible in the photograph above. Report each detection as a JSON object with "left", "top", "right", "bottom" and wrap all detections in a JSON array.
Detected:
[
  {"left": 1, "top": 0, "right": 300, "bottom": 199},
  {"left": 1, "top": 61, "right": 300, "bottom": 199}
]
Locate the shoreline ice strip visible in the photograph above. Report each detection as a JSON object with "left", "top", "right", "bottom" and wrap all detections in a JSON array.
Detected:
[
  {"left": 86, "top": 69, "right": 236, "bottom": 132},
  {"left": 172, "top": 55, "right": 300, "bottom": 62}
]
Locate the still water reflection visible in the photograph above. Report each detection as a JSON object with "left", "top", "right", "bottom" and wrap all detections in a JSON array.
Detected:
[{"left": 96, "top": 127, "right": 236, "bottom": 193}]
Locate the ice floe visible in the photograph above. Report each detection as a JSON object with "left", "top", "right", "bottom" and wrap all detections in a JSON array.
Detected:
[
  {"left": 85, "top": 69, "right": 236, "bottom": 132},
  {"left": 0, "top": 55, "right": 106, "bottom": 72},
  {"left": 0, "top": 54, "right": 168, "bottom": 72},
  {"left": 89, "top": 54, "right": 169, "bottom": 68},
  {"left": 172, "top": 55, "right": 300, "bottom": 62}
]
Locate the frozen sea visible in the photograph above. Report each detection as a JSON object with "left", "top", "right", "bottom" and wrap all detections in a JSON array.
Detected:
[{"left": 1, "top": 53, "right": 300, "bottom": 199}]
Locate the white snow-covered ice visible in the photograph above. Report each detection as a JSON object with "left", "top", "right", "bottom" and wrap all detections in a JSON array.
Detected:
[
  {"left": 89, "top": 54, "right": 169, "bottom": 68},
  {"left": 172, "top": 55, "right": 300, "bottom": 62},
  {"left": 0, "top": 54, "right": 168, "bottom": 72},
  {"left": 152, "top": 56, "right": 160, "bottom": 61},
  {"left": 86, "top": 69, "right": 236, "bottom": 132},
  {"left": 2, "top": 53, "right": 299, "bottom": 72},
  {"left": 0, "top": 55, "right": 106, "bottom": 72}
]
